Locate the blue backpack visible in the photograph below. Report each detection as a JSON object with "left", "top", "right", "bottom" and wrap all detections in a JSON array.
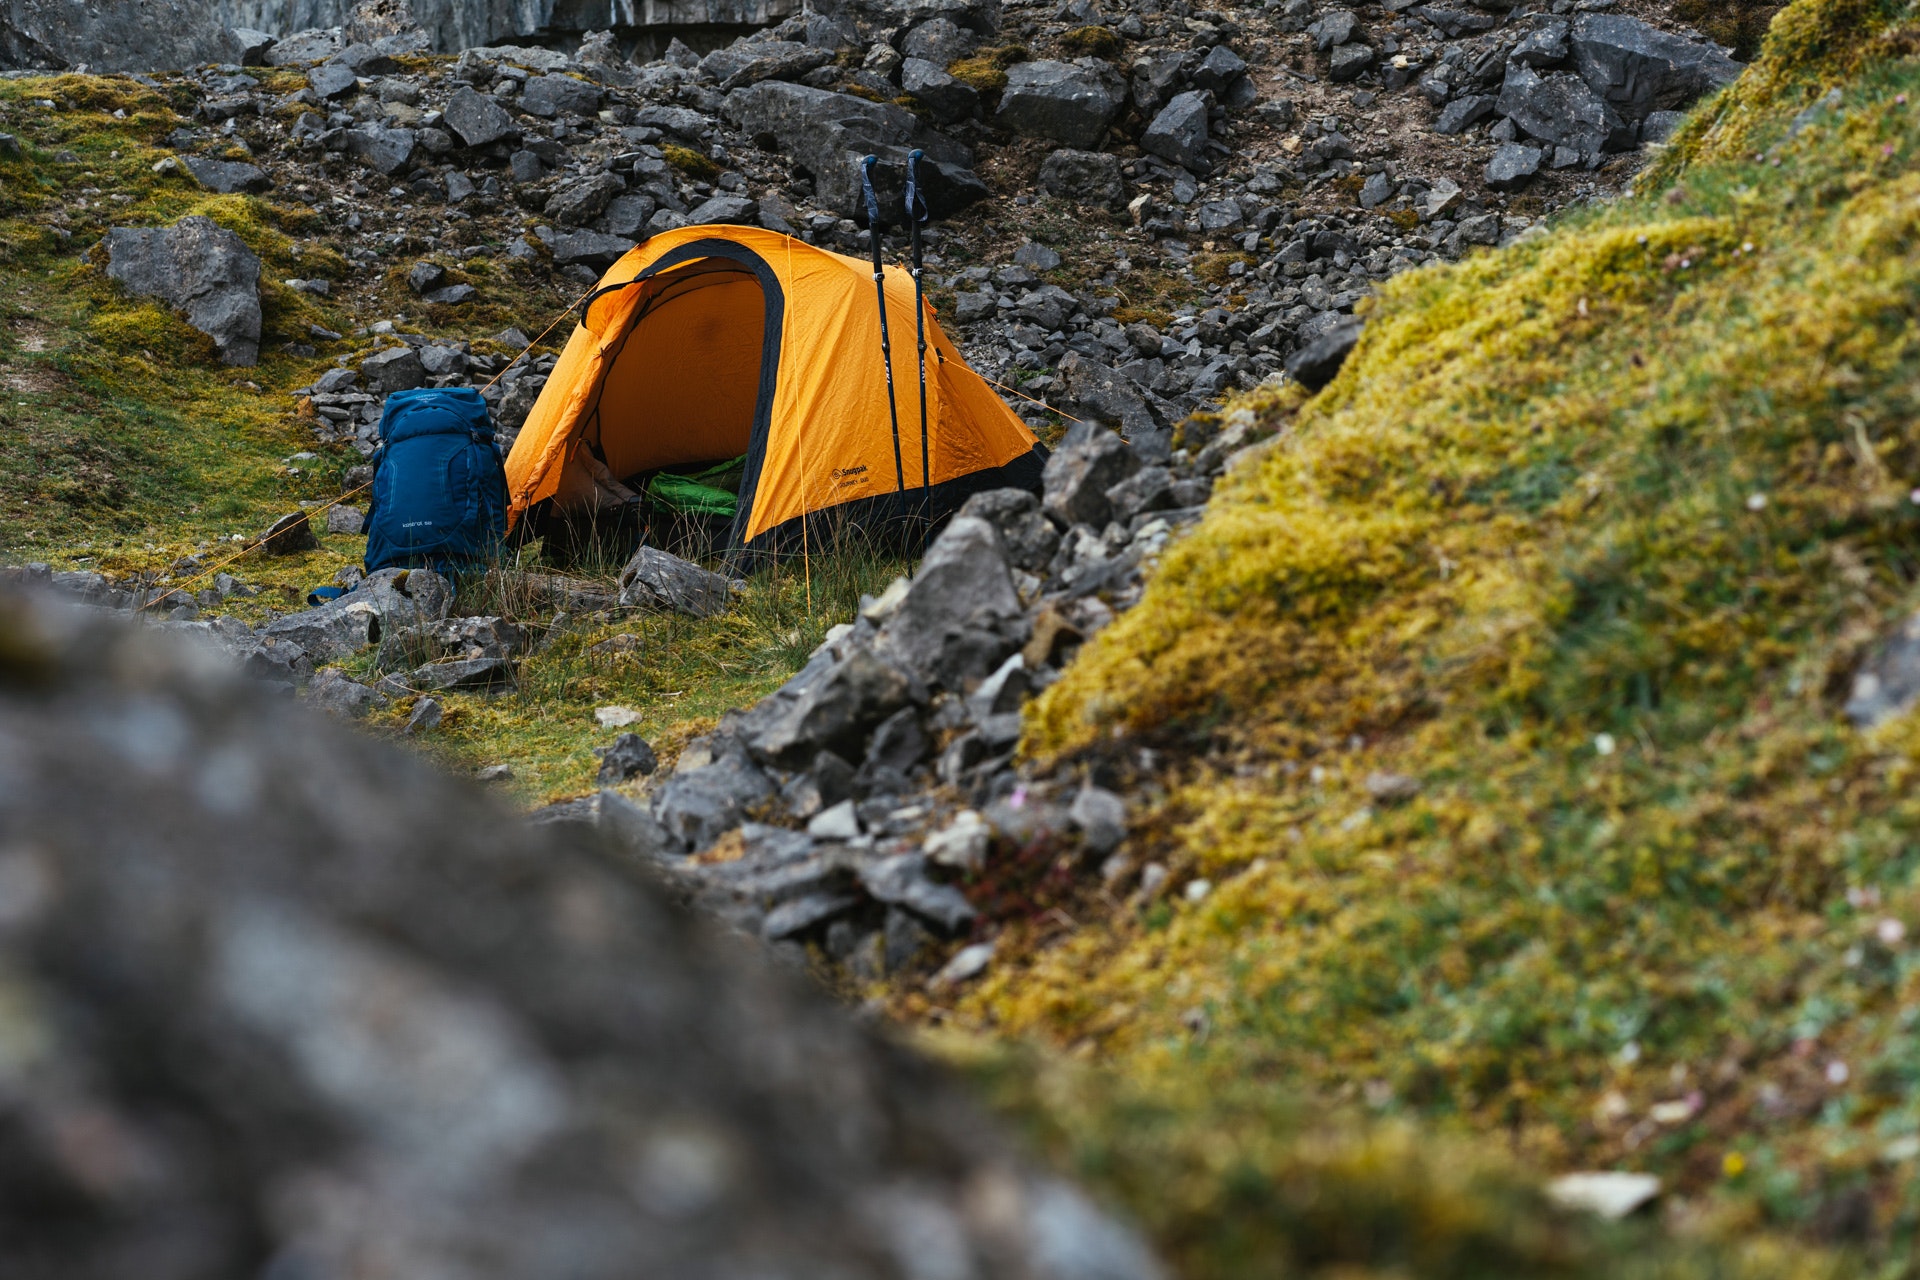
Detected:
[{"left": 364, "top": 387, "right": 509, "bottom": 575}]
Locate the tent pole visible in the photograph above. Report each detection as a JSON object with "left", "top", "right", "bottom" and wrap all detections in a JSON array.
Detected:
[
  {"left": 860, "top": 155, "right": 907, "bottom": 499},
  {"left": 904, "top": 149, "right": 932, "bottom": 555}
]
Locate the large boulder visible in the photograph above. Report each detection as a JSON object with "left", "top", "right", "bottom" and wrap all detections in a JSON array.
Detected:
[
  {"left": 1141, "top": 90, "right": 1210, "bottom": 172},
  {"left": 0, "top": 589, "right": 1164, "bottom": 1280},
  {"left": 1569, "top": 14, "right": 1741, "bottom": 122},
  {"left": 876, "top": 515, "right": 1025, "bottom": 687},
  {"left": 700, "top": 37, "right": 833, "bottom": 90},
  {"left": 1496, "top": 63, "right": 1634, "bottom": 156},
  {"left": 102, "top": 215, "right": 260, "bottom": 367},
  {"left": 0, "top": 0, "right": 242, "bottom": 71},
  {"left": 994, "top": 59, "right": 1125, "bottom": 149},
  {"left": 722, "top": 81, "right": 987, "bottom": 220}
]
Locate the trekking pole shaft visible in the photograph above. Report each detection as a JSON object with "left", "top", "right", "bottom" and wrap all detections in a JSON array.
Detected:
[
  {"left": 904, "top": 149, "right": 933, "bottom": 552},
  {"left": 861, "top": 156, "right": 907, "bottom": 495}
]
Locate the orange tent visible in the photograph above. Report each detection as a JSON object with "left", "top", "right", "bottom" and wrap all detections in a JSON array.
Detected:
[{"left": 504, "top": 224, "right": 1047, "bottom": 558}]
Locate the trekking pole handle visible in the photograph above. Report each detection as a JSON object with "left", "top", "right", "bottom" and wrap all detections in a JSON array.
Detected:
[
  {"left": 860, "top": 154, "right": 882, "bottom": 233},
  {"left": 904, "top": 148, "right": 928, "bottom": 225}
]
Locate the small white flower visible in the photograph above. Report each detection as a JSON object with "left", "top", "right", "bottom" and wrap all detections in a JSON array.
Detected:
[
  {"left": 1827, "top": 1060, "right": 1851, "bottom": 1086},
  {"left": 1594, "top": 733, "right": 1617, "bottom": 756},
  {"left": 1618, "top": 1040, "right": 1642, "bottom": 1064},
  {"left": 1746, "top": 493, "right": 1768, "bottom": 511},
  {"left": 1878, "top": 918, "right": 1907, "bottom": 946}
]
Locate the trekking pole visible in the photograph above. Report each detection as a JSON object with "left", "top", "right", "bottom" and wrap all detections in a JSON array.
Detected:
[
  {"left": 904, "top": 148, "right": 933, "bottom": 553},
  {"left": 860, "top": 155, "right": 907, "bottom": 497}
]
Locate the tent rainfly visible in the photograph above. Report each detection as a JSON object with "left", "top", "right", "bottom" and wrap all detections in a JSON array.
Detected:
[{"left": 503, "top": 225, "right": 1048, "bottom": 558}]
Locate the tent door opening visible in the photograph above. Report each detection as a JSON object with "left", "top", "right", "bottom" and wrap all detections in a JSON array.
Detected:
[{"left": 540, "top": 250, "right": 780, "bottom": 566}]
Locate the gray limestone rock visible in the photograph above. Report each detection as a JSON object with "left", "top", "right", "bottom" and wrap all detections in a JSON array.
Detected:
[
  {"left": 253, "top": 516, "right": 307, "bottom": 562},
  {"left": 545, "top": 172, "right": 626, "bottom": 228},
  {"left": 722, "top": 80, "right": 985, "bottom": 220},
  {"left": 1191, "top": 43, "right": 1248, "bottom": 96},
  {"left": 1042, "top": 423, "right": 1142, "bottom": 529},
  {"left": 1141, "top": 90, "right": 1210, "bottom": 171},
  {"left": 995, "top": 59, "right": 1124, "bottom": 149},
  {"left": 1510, "top": 19, "right": 1571, "bottom": 69},
  {"left": 957, "top": 488, "right": 1061, "bottom": 573},
  {"left": 860, "top": 852, "right": 977, "bottom": 933},
  {"left": 903, "top": 16, "right": 976, "bottom": 65},
  {"left": 751, "top": 650, "right": 913, "bottom": 767},
  {"left": 619, "top": 545, "right": 732, "bottom": 618},
  {"left": 547, "top": 230, "right": 637, "bottom": 269},
  {"left": 876, "top": 516, "right": 1024, "bottom": 687},
  {"left": 521, "top": 72, "right": 604, "bottom": 118},
  {"left": 265, "top": 599, "right": 382, "bottom": 663},
  {"left": 1434, "top": 93, "right": 1495, "bottom": 134},
  {"left": 1484, "top": 139, "right": 1546, "bottom": 191},
  {"left": 442, "top": 84, "right": 518, "bottom": 148},
  {"left": 686, "top": 193, "right": 759, "bottom": 224},
  {"left": 1308, "top": 10, "right": 1359, "bottom": 50},
  {"left": 267, "top": 26, "right": 348, "bottom": 65},
  {"left": 1038, "top": 147, "right": 1124, "bottom": 208},
  {"left": 102, "top": 215, "right": 261, "bottom": 366},
  {"left": 1285, "top": 314, "right": 1365, "bottom": 391},
  {"left": 1846, "top": 612, "right": 1920, "bottom": 727},
  {"left": 902, "top": 56, "right": 981, "bottom": 123},
  {"left": 343, "top": 125, "right": 418, "bottom": 175},
  {"left": 602, "top": 192, "right": 659, "bottom": 237},
  {"left": 654, "top": 749, "right": 777, "bottom": 850},
  {"left": 0, "top": 0, "right": 248, "bottom": 71},
  {"left": 307, "top": 60, "right": 360, "bottom": 99},
  {"left": 361, "top": 344, "right": 427, "bottom": 394},
  {"left": 0, "top": 590, "right": 1166, "bottom": 1280},
  {"left": 1057, "top": 353, "right": 1167, "bottom": 452},
  {"left": 701, "top": 38, "right": 833, "bottom": 91},
  {"left": 595, "top": 732, "right": 659, "bottom": 783},
  {"left": 307, "top": 666, "right": 387, "bottom": 717},
  {"left": 1497, "top": 62, "right": 1633, "bottom": 155},
  {"left": 1569, "top": 13, "right": 1741, "bottom": 122},
  {"left": 403, "top": 614, "right": 526, "bottom": 662},
  {"left": 1329, "top": 42, "right": 1374, "bottom": 83},
  {"left": 411, "top": 655, "right": 515, "bottom": 691},
  {"left": 1070, "top": 784, "right": 1128, "bottom": 855}
]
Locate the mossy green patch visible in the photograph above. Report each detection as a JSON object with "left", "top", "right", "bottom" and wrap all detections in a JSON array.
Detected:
[
  {"left": 663, "top": 144, "right": 721, "bottom": 183},
  {"left": 970, "top": 0, "right": 1920, "bottom": 1260}
]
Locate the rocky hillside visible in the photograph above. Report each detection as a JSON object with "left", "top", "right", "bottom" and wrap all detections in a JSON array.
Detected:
[{"left": 11, "top": 0, "right": 1906, "bottom": 1272}]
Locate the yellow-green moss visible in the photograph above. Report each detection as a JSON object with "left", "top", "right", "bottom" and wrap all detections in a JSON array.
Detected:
[
  {"left": 1059, "top": 25, "right": 1125, "bottom": 60},
  {"left": 973, "top": 0, "right": 1920, "bottom": 1255},
  {"left": 948, "top": 44, "right": 1031, "bottom": 95},
  {"left": 663, "top": 143, "right": 721, "bottom": 182}
]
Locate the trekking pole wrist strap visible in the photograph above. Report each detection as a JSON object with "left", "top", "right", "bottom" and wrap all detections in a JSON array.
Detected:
[{"left": 860, "top": 154, "right": 882, "bottom": 232}]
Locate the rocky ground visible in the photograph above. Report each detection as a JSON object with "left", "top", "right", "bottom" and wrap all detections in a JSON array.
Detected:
[
  {"left": 0, "top": 0, "right": 1750, "bottom": 991},
  {"left": 6, "top": 0, "right": 1744, "bottom": 466}
]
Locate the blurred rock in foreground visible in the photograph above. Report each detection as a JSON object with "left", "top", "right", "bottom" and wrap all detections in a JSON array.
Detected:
[{"left": 0, "top": 590, "right": 1161, "bottom": 1280}]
